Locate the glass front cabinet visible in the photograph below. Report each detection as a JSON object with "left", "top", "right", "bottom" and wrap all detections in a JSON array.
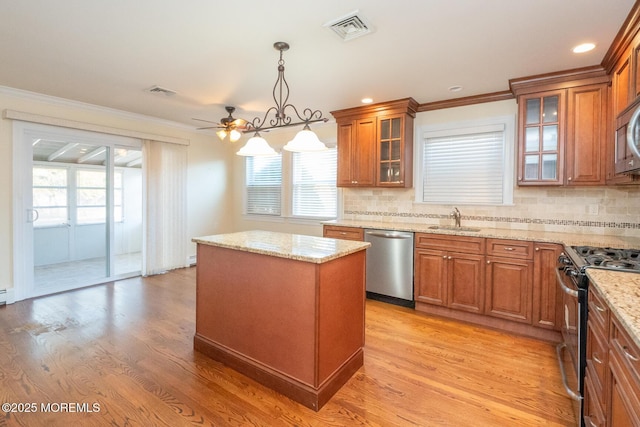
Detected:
[
  {"left": 518, "top": 91, "right": 565, "bottom": 185},
  {"left": 377, "top": 115, "right": 404, "bottom": 185}
]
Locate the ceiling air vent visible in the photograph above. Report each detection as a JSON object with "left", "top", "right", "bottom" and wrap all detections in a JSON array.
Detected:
[
  {"left": 324, "top": 11, "right": 374, "bottom": 41},
  {"left": 145, "top": 85, "right": 177, "bottom": 97}
]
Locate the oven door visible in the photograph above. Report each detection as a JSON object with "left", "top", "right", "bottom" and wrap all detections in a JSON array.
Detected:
[{"left": 555, "top": 266, "right": 584, "bottom": 425}]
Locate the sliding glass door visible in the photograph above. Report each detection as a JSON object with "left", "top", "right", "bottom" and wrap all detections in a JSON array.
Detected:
[{"left": 15, "top": 122, "right": 142, "bottom": 300}]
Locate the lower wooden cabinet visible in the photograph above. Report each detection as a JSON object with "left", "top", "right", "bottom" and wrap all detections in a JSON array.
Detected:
[
  {"left": 484, "top": 257, "right": 532, "bottom": 323},
  {"left": 532, "top": 243, "right": 563, "bottom": 330},
  {"left": 414, "top": 235, "right": 485, "bottom": 314},
  {"left": 322, "top": 225, "right": 364, "bottom": 241},
  {"left": 583, "top": 284, "right": 640, "bottom": 427}
]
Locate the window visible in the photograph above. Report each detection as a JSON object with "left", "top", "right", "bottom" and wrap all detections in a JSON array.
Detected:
[
  {"left": 33, "top": 166, "right": 69, "bottom": 227},
  {"left": 245, "top": 154, "right": 282, "bottom": 216},
  {"left": 244, "top": 147, "right": 338, "bottom": 220},
  {"left": 417, "top": 117, "right": 514, "bottom": 205},
  {"left": 292, "top": 149, "right": 337, "bottom": 218},
  {"left": 76, "top": 169, "right": 123, "bottom": 224}
]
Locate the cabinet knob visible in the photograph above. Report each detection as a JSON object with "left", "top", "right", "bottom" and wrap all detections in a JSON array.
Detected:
[
  {"left": 568, "top": 177, "right": 572, "bottom": 181},
  {"left": 630, "top": 160, "right": 635, "bottom": 167},
  {"left": 487, "top": 260, "right": 491, "bottom": 264},
  {"left": 442, "top": 255, "right": 447, "bottom": 259},
  {"left": 535, "top": 247, "right": 540, "bottom": 251},
  {"left": 447, "top": 256, "right": 452, "bottom": 260}
]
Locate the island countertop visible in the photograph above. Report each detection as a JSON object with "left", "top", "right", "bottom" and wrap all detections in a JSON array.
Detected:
[{"left": 192, "top": 230, "right": 370, "bottom": 264}]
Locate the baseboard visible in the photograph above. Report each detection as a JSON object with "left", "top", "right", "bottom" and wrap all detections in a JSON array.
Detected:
[
  {"left": 194, "top": 333, "right": 363, "bottom": 411},
  {"left": 0, "top": 288, "right": 14, "bottom": 306}
]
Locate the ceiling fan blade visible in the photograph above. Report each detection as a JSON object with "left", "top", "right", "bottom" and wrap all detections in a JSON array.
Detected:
[
  {"left": 196, "top": 125, "right": 224, "bottom": 130},
  {"left": 192, "top": 118, "right": 219, "bottom": 124}
]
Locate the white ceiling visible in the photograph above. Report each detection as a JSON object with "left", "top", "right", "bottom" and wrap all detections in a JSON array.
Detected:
[{"left": 0, "top": 1, "right": 635, "bottom": 130}]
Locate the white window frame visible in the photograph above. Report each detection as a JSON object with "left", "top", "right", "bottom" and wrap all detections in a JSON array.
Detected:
[
  {"left": 415, "top": 115, "right": 515, "bottom": 206},
  {"left": 243, "top": 146, "right": 339, "bottom": 223}
]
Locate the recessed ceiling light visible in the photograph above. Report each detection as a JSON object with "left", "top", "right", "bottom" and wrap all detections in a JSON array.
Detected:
[
  {"left": 572, "top": 43, "right": 595, "bottom": 53},
  {"left": 361, "top": 97, "right": 373, "bottom": 104},
  {"left": 448, "top": 85, "right": 463, "bottom": 93}
]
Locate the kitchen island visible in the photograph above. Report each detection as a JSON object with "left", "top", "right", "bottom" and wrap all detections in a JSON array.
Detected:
[{"left": 191, "top": 230, "right": 370, "bottom": 411}]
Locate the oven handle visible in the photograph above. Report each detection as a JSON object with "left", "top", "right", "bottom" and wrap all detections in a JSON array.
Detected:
[
  {"left": 556, "top": 342, "right": 583, "bottom": 402},
  {"left": 556, "top": 268, "right": 579, "bottom": 298}
]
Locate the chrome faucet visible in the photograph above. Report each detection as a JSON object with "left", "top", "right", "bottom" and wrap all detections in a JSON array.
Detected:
[{"left": 451, "top": 207, "right": 461, "bottom": 228}]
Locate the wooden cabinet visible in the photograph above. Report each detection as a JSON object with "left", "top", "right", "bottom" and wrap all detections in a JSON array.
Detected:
[
  {"left": 484, "top": 239, "right": 533, "bottom": 323},
  {"left": 336, "top": 118, "right": 376, "bottom": 187},
  {"left": 583, "top": 283, "right": 640, "bottom": 427},
  {"left": 414, "top": 234, "right": 485, "bottom": 314},
  {"left": 608, "top": 316, "right": 640, "bottom": 426},
  {"left": 584, "top": 285, "right": 611, "bottom": 425},
  {"left": 511, "top": 68, "right": 610, "bottom": 186},
  {"left": 322, "top": 225, "right": 364, "bottom": 241},
  {"left": 532, "top": 243, "right": 563, "bottom": 330},
  {"left": 331, "top": 98, "right": 418, "bottom": 188}
]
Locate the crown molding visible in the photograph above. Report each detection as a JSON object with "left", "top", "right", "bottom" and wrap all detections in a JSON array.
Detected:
[{"left": 0, "top": 85, "right": 195, "bottom": 131}]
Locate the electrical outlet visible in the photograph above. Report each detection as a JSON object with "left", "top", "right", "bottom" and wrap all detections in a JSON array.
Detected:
[{"left": 588, "top": 205, "right": 599, "bottom": 215}]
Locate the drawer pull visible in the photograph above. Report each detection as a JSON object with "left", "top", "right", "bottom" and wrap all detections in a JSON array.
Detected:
[
  {"left": 503, "top": 247, "right": 515, "bottom": 251},
  {"left": 593, "top": 303, "right": 606, "bottom": 313},
  {"left": 623, "top": 346, "right": 639, "bottom": 362},
  {"left": 592, "top": 354, "right": 603, "bottom": 365}
]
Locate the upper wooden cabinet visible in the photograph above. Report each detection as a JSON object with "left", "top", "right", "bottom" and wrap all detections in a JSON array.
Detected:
[
  {"left": 331, "top": 98, "right": 418, "bottom": 188},
  {"left": 511, "top": 68, "right": 610, "bottom": 186}
]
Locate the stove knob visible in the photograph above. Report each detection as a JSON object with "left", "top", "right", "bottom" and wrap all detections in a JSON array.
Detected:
[{"left": 558, "top": 254, "right": 572, "bottom": 265}]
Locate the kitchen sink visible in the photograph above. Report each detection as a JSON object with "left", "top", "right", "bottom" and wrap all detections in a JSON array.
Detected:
[{"left": 428, "top": 225, "right": 482, "bottom": 232}]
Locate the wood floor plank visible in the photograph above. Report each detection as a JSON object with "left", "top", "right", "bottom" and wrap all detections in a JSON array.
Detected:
[{"left": 0, "top": 267, "right": 575, "bottom": 426}]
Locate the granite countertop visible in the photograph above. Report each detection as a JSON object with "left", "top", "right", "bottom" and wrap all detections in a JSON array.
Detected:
[
  {"left": 192, "top": 230, "right": 370, "bottom": 264},
  {"left": 325, "top": 219, "right": 640, "bottom": 248},
  {"left": 586, "top": 269, "right": 640, "bottom": 349}
]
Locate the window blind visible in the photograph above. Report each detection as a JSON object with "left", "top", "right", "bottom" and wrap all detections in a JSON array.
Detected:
[
  {"left": 292, "top": 148, "right": 337, "bottom": 218},
  {"left": 246, "top": 155, "right": 282, "bottom": 216},
  {"left": 422, "top": 129, "right": 505, "bottom": 205}
]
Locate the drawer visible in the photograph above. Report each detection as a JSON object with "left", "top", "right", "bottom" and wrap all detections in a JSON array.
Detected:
[
  {"left": 588, "top": 286, "right": 609, "bottom": 336},
  {"left": 611, "top": 315, "right": 640, "bottom": 387},
  {"left": 415, "top": 233, "right": 485, "bottom": 253},
  {"left": 486, "top": 239, "right": 533, "bottom": 260},
  {"left": 323, "top": 225, "right": 364, "bottom": 241},
  {"left": 586, "top": 320, "right": 608, "bottom": 404}
]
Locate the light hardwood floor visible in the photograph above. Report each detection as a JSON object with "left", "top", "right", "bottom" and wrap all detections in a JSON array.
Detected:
[{"left": 0, "top": 267, "right": 575, "bottom": 426}]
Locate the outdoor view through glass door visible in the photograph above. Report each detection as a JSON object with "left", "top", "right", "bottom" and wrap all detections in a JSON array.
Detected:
[{"left": 27, "top": 129, "right": 142, "bottom": 298}]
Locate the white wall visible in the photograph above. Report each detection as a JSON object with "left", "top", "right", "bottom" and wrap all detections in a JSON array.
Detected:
[{"left": 0, "top": 87, "right": 236, "bottom": 294}]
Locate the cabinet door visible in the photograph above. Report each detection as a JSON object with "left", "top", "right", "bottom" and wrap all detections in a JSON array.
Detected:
[
  {"left": 608, "top": 353, "right": 640, "bottom": 427},
  {"left": 517, "top": 91, "right": 565, "bottom": 185},
  {"left": 414, "top": 249, "right": 447, "bottom": 306},
  {"left": 532, "top": 243, "right": 562, "bottom": 330},
  {"left": 448, "top": 252, "right": 485, "bottom": 313},
  {"left": 336, "top": 121, "right": 355, "bottom": 186},
  {"left": 565, "top": 84, "right": 607, "bottom": 185},
  {"left": 583, "top": 368, "right": 607, "bottom": 427},
  {"left": 353, "top": 117, "right": 376, "bottom": 186},
  {"left": 377, "top": 114, "right": 406, "bottom": 186},
  {"left": 613, "top": 54, "right": 631, "bottom": 118},
  {"left": 485, "top": 258, "right": 532, "bottom": 323}
]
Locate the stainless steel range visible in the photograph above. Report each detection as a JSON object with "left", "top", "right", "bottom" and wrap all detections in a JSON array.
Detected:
[{"left": 556, "top": 245, "right": 640, "bottom": 427}]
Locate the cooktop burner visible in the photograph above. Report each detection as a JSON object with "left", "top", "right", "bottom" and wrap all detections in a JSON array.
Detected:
[{"left": 572, "top": 246, "right": 640, "bottom": 272}]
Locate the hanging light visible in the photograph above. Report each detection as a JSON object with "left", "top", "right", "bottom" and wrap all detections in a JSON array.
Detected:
[
  {"left": 236, "top": 41, "right": 329, "bottom": 156},
  {"left": 283, "top": 124, "right": 328, "bottom": 152},
  {"left": 236, "top": 133, "right": 278, "bottom": 156},
  {"left": 217, "top": 128, "right": 242, "bottom": 142}
]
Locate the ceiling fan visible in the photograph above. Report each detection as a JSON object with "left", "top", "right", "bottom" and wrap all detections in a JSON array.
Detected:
[{"left": 194, "top": 106, "right": 248, "bottom": 142}]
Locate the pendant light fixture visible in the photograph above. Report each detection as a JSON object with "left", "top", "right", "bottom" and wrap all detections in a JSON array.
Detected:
[{"left": 236, "top": 42, "right": 329, "bottom": 156}]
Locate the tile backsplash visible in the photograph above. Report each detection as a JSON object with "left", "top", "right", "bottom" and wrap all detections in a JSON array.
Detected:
[{"left": 342, "top": 186, "right": 640, "bottom": 237}]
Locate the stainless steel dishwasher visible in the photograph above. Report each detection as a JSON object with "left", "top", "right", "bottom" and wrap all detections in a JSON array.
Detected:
[{"left": 364, "top": 229, "right": 414, "bottom": 307}]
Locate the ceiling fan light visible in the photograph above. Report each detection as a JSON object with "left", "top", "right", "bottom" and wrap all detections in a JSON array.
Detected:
[
  {"left": 229, "top": 129, "right": 242, "bottom": 142},
  {"left": 283, "top": 126, "right": 328, "bottom": 152},
  {"left": 216, "top": 129, "right": 228, "bottom": 141},
  {"left": 236, "top": 133, "right": 278, "bottom": 156}
]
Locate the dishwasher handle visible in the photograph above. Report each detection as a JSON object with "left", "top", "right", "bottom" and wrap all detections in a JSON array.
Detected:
[{"left": 365, "top": 230, "right": 413, "bottom": 239}]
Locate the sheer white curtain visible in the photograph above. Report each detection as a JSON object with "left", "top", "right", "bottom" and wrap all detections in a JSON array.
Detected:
[{"left": 142, "top": 140, "right": 188, "bottom": 275}]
